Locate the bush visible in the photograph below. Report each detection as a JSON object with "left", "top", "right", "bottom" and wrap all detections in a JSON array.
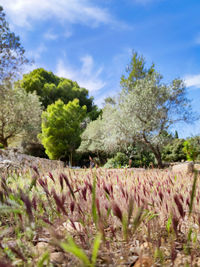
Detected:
[
  {"left": 183, "top": 136, "right": 200, "bottom": 162},
  {"left": 162, "top": 139, "right": 186, "bottom": 162},
  {"left": 104, "top": 152, "right": 129, "bottom": 168},
  {"left": 0, "top": 143, "right": 4, "bottom": 149}
]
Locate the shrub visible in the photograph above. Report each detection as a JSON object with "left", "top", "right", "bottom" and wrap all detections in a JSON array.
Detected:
[
  {"left": 162, "top": 139, "right": 186, "bottom": 162},
  {"left": 104, "top": 152, "right": 129, "bottom": 168},
  {"left": 183, "top": 136, "right": 200, "bottom": 162}
]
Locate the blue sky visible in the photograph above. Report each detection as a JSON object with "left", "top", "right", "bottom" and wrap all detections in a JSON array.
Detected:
[{"left": 2, "top": 0, "right": 200, "bottom": 138}]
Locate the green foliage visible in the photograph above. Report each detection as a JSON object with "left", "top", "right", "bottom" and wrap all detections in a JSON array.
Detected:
[
  {"left": 183, "top": 136, "right": 200, "bottom": 162},
  {"left": 189, "top": 170, "right": 198, "bottom": 216},
  {"left": 0, "top": 84, "right": 42, "bottom": 147},
  {"left": 121, "top": 50, "right": 155, "bottom": 92},
  {"left": 127, "top": 144, "right": 155, "bottom": 167},
  {"left": 39, "top": 99, "right": 87, "bottom": 163},
  {"left": 162, "top": 138, "right": 186, "bottom": 162},
  {"left": 81, "top": 51, "right": 193, "bottom": 168},
  {"left": 17, "top": 68, "right": 100, "bottom": 120},
  {"left": 119, "top": 73, "right": 192, "bottom": 167},
  {"left": 61, "top": 236, "right": 91, "bottom": 266},
  {"left": 174, "top": 130, "right": 179, "bottom": 139},
  {"left": 92, "top": 173, "right": 98, "bottom": 226},
  {"left": 37, "top": 251, "right": 50, "bottom": 267},
  {"left": 166, "top": 216, "right": 172, "bottom": 235},
  {"left": 104, "top": 152, "right": 129, "bottom": 168},
  {"left": 78, "top": 118, "right": 105, "bottom": 154},
  {"left": 91, "top": 233, "right": 102, "bottom": 266},
  {"left": 61, "top": 233, "right": 102, "bottom": 267},
  {"left": 154, "top": 248, "right": 164, "bottom": 264},
  {"left": 0, "top": 6, "right": 29, "bottom": 84}
]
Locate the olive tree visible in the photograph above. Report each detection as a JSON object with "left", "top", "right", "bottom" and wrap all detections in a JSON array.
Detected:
[
  {"left": 80, "top": 52, "right": 193, "bottom": 167},
  {"left": 106, "top": 74, "right": 192, "bottom": 167},
  {"left": 0, "top": 84, "right": 42, "bottom": 147},
  {"left": 0, "top": 6, "right": 29, "bottom": 84}
]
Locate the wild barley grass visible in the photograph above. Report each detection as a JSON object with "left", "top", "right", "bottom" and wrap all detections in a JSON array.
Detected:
[{"left": 0, "top": 167, "right": 199, "bottom": 266}]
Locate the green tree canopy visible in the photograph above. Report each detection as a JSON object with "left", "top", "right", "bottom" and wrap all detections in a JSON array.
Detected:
[
  {"left": 0, "top": 6, "right": 29, "bottom": 84},
  {"left": 183, "top": 136, "right": 200, "bottom": 162},
  {"left": 0, "top": 84, "right": 42, "bottom": 147},
  {"left": 120, "top": 50, "right": 155, "bottom": 93},
  {"left": 78, "top": 117, "right": 105, "bottom": 154},
  {"left": 162, "top": 138, "right": 186, "bottom": 162},
  {"left": 39, "top": 99, "right": 87, "bottom": 164},
  {"left": 17, "top": 68, "right": 100, "bottom": 120},
  {"left": 80, "top": 52, "right": 193, "bottom": 168}
]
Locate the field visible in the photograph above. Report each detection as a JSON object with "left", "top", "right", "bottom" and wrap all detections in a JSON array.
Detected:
[{"left": 0, "top": 167, "right": 200, "bottom": 266}]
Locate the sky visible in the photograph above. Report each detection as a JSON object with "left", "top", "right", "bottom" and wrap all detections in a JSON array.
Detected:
[{"left": 1, "top": 0, "right": 200, "bottom": 138}]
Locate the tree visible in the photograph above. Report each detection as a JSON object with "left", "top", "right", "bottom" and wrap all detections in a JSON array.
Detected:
[
  {"left": 120, "top": 50, "right": 155, "bottom": 93},
  {"left": 183, "top": 136, "right": 200, "bottom": 162},
  {"left": 117, "top": 73, "right": 192, "bottom": 167},
  {"left": 78, "top": 117, "right": 105, "bottom": 154},
  {"left": 39, "top": 99, "right": 87, "bottom": 164},
  {"left": 17, "top": 68, "right": 100, "bottom": 120},
  {"left": 0, "top": 6, "right": 29, "bottom": 84},
  {"left": 0, "top": 84, "right": 42, "bottom": 147},
  {"left": 174, "top": 130, "right": 179, "bottom": 139},
  {"left": 80, "top": 52, "right": 193, "bottom": 167},
  {"left": 162, "top": 138, "right": 186, "bottom": 162}
]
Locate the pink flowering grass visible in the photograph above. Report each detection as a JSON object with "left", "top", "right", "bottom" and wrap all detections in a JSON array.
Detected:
[{"left": 0, "top": 167, "right": 199, "bottom": 265}]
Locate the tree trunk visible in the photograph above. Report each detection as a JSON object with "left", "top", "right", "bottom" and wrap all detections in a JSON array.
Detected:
[
  {"left": 154, "top": 151, "right": 163, "bottom": 168},
  {"left": 0, "top": 138, "right": 8, "bottom": 147},
  {"left": 69, "top": 152, "right": 73, "bottom": 167},
  {"left": 142, "top": 132, "right": 163, "bottom": 168}
]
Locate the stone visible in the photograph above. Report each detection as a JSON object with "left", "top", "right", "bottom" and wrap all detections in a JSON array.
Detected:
[
  {"left": 172, "top": 162, "right": 194, "bottom": 174},
  {"left": 0, "top": 148, "right": 64, "bottom": 177},
  {"left": 63, "top": 221, "right": 84, "bottom": 233},
  {"left": 194, "top": 163, "right": 200, "bottom": 171},
  {"left": 50, "top": 252, "right": 65, "bottom": 264},
  {"left": 134, "top": 256, "right": 153, "bottom": 267},
  {"left": 34, "top": 242, "right": 54, "bottom": 255}
]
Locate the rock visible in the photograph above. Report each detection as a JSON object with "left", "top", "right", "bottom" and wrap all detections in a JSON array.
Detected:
[
  {"left": 172, "top": 162, "right": 194, "bottom": 174},
  {"left": 133, "top": 256, "right": 153, "bottom": 267},
  {"left": 34, "top": 242, "right": 54, "bottom": 255},
  {"left": 0, "top": 148, "right": 64, "bottom": 176},
  {"left": 194, "top": 163, "right": 200, "bottom": 171},
  {"left": 50, "top": 252, "right": 65, "bottom": 264},
  {"left": 63, "top": 221, "right": 84, "bottom": 233}
]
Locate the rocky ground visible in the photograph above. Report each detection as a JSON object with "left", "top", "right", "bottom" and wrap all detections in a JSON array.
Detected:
[{"left": 0, "top": 148, "right": 64, "bottom": 176}]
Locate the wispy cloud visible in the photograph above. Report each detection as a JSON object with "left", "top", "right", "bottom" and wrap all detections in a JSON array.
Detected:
[
  {"left": 56, "top": 55, "right": 106, "bottom": 93},
  {"left": 27, "top": 43, "right": 47, "bottom": 60},
  {"left": 44, "top": 30, "right": 58, "bottom": 40},
  {"left": 1, "top": 0, "right": 115, "bottom": 28},
  {"left": 184, "top": 74, "right": 200, "bottom": 89}
]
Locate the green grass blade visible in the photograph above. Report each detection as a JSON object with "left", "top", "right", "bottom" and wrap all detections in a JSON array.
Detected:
[
  {"left": 91, "top": 232, "right": 102, "bottom": 267},
  {"left": 61, "top": 236, "right": 91, "bottom": 266},
  {"left": 92, "top": 173, "right": 98, "bottom": 226},
  {"left": 189, "top": 170, "right": 198, "bottom": 216},
  {"left": 37, "top": 251, "right": 49, "bottom": 267}
]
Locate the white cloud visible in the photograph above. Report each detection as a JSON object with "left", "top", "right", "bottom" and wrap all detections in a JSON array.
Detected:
[
  {"left": 27, "top": 43, "right": 47, "bottom": 60},
  {"left": 1, "top": 0, "right": 114, "bottom": 28},
  {"left": 56, "top": 55, "right": 106, "bottom": 93},
  {"left": 64, "top": 29, "right": 73, "bottom": 39},
  {"left": 44, "top": 31, "right": 58, "bottom": 40},
  {"left": 184, "top": 74, "right": 200, "bottom": 89}
]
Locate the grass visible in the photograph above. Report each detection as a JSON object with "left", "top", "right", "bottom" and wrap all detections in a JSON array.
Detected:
[{"left": 0, "top": 166, "right": 200, "bottom": 266}]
